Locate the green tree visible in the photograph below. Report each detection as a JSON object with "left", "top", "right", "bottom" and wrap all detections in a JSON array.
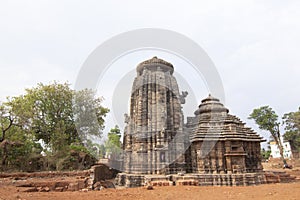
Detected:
[
  {"left": 261, "top": 148, "right": 271, "bottom": 160},
  {"left": 23, "top": 82, "right": 76, "bottom": 151},
  {"left": 107, "top": 125, "right": 121, "bottom": 148},
  {"left": 283, "top": 107, "right": 300, "bottom": 153},
  {"left": 10, "top": 82, "right": 109, "bottom": 152},
  {"left": 0, "top": 101, "right": 21, "bottom": 169},
  {"left": 0, "top": 82, "right": 109, "bottom": 171},
  {"left": 105, "top": 125, "right": 122, "bottom": 159},
  {"left": 0, "top": 101, "right": 43, "bottom": 171},
  {"left": 73, "top": 89, "right": 109, "bottom": 144},
  {"left": 0, "top": 101, "right": 17, "bottom": 143},
  {"left": 249, "top": 106, "right": 286, "bottom": 165},
  {"left": 0, "top": 104, "right": 10, "bottom": 142},
  {"left": 98, "top": 144, "right": 106, "bottom": 158}
]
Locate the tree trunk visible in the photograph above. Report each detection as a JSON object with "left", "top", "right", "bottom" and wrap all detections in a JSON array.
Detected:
[
  {"left": 272, "top": 128, "right": 287, "bottom": 165},
  {"left": 1, "top": 141, "right": 8, "bottom": 170}
]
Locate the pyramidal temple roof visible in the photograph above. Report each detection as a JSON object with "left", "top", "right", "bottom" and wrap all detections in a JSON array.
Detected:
[{"left": 190, "top": 94, "right": 265, "bottom": 142}]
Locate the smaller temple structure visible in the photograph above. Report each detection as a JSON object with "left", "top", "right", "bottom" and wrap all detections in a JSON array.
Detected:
[{"left": 185, "top": 95, "right": 265, "bottom": 175}]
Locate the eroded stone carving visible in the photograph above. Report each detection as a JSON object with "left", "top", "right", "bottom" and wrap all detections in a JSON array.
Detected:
[{"left": 179, "top": 91, "right": 188, "bottom": 104}]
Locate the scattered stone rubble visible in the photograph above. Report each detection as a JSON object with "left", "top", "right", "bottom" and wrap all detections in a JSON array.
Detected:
[{"left": 10, "top": 164, "right": 117, "bottom": 192}]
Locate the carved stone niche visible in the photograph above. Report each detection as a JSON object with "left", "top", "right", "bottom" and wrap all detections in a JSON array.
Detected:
[{"left": 230, "top": 141, "right": 245, "bottom": 153}]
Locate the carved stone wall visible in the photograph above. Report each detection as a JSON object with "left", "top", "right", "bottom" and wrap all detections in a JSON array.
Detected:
[
  {"left": 123, "top": 57, "right": 186, "bottom": 174},
  {"left": 188, "top": 95, "right": 265, "bottom": 175}
]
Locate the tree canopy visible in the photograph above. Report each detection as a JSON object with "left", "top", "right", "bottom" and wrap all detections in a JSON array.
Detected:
[
  {"left": 249, "top": 106, "right": 286, "bottom": 164},
  {"left": 105, "top": 125, "right": 122, "bottom": 159},
  {"left": 0, "top": 82, "right": 109, "bottom": 171},
  {"left": 283, "top": 107, "right": 300, "bottom": 152}
]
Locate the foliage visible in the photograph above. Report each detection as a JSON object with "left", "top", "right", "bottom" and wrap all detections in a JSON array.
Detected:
[
  {"left": 0, "top": 101, "right": 16, "bottom": 142},
  {"left": 261, "top": 148, "right": 271, "bottom": 160},
  {"left": 73, "top": 89, "right": 109, "bottom": 137},
  {"left": 0, "top": 82, "right": 109, "bottom": 171},
  {"left": 23, "top": 83, "right": 77, "bottom": 151},
  {"left": 98, "top": 144, "right": 106, "bottom": 159},
  {"left": 249, "top": 106, "right": 280, "bottom": 134},
  {"left": 107, "top": 125, "right": 121, "bottom": 148},
  {"left": 105, "top": 125, "right": 122, "bottom": 159},
  {"left": 283, "top": 107, "right": 300, "bottom": 152},
  {"left": 249, "top": 106, "right": 286, "bottom": 164}
]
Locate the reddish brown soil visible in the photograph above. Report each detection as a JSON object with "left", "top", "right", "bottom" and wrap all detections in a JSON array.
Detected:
[
  {"left": 1, "top": 182, "right": 300, "bottom": 200},
  {"left": 0, "top": 159, "right": 300, "bottom": 200}
]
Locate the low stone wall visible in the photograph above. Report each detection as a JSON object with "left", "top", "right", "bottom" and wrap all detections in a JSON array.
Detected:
[
  {"left": 115, "top": 172, "right": 267, "bottom": 187},
  {"left": 13, "top": 164, "right": 120, "bottom": 192},
  {"left": 0, "top": 171, "right": 89, "bottom": 179},
  {"left": 173, "top": 173, "right": 266, "bottom": 186},
  {"left": 264, "top": 170, "right": 296, "bottom": 184}
]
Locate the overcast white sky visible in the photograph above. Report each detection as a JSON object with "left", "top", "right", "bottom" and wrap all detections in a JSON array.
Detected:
[{"left": 0, "top": 0, "right": 299, "bottom": 144}]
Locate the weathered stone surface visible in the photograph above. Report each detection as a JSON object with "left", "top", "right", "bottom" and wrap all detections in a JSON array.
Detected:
[
  {"left": 91, "top": 164, "right": 119, "bottom": 182},
  {"left": 100, "top": 180, "right": 115, "bottom": 189},
  {"left": 265, "top": 171, "right": 296, "bottom": 183},
  {"left": 92, "top": 182, "right": 101, "bottom": 190},
  {"left": 187, "top": 95, "right": 265, "bottom": 175},
  {"left": 67, "top": 183, "right": 79, "bottom": 191},
  {"left": 54, "top": 187, "right": 64, "bottom": 192},
  {"left": 123, "top": 56, "right": 186, "bottom": 175},
  {"left": 40, "top": 186, "right": 50, "bottom": 192},
  {"left": 117, "top": 57, "right": 268, "bottom": 187},
  {"left": 23, "top": 187, "right": 38, "bottom": 192},
  {"left": 145, "top": 185, "right": 154, "bottom": 190}
]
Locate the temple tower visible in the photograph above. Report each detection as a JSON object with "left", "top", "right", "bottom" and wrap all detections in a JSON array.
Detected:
[{"left": 123, "top": 57, "right": 187, "bottom": 174}]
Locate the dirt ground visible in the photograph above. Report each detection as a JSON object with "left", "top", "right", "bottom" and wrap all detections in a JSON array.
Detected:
[
  {"left": 1, "top": 182, "right": 300, "bottom": 200},
  {"left": 1, "top": 159, "right": 300, "bottom": 200}
]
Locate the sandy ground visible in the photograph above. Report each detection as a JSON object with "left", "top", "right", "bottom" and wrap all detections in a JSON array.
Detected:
[
  {"left": 1, "top": 159, "right": 299, "bottom": 200},
  {"left": 0, "top": 182, "right": 300, "bottom": 200}
]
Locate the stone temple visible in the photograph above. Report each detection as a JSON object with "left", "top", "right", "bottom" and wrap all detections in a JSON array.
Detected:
[{"left": 116, "top": 57, "right": 266, "bottom": 187}]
